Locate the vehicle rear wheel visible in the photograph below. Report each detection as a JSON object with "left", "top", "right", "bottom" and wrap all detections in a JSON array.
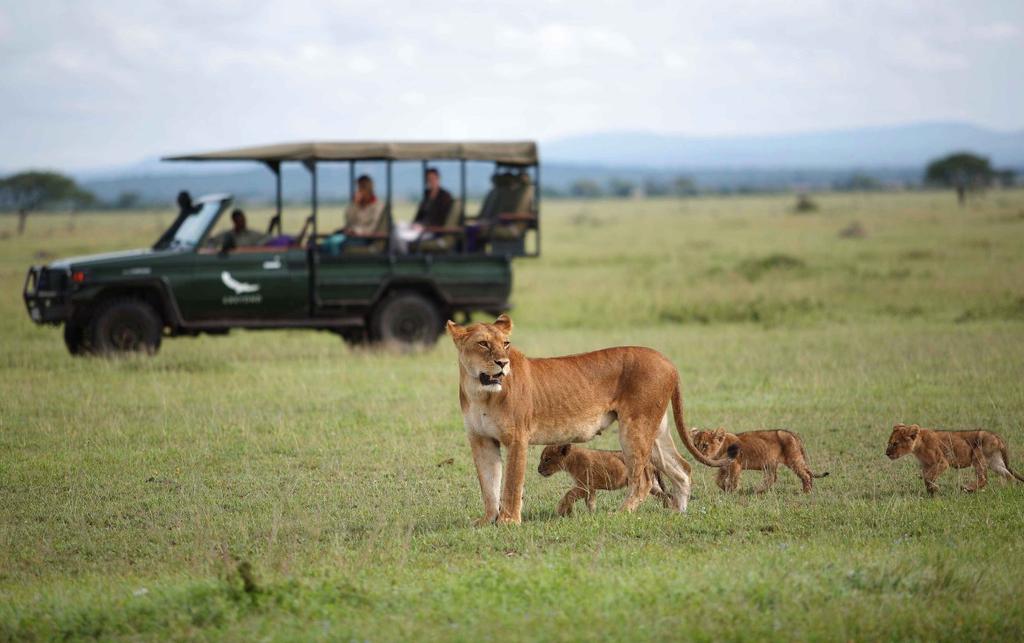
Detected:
[
  {"left": 87, "top": 298, "right": 163, "bottom": 355},
  {"left": 370, "top": 292, "right": 442, "bottom": 347}
]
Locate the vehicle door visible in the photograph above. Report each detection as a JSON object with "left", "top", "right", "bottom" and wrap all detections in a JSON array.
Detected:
[{"left": 179, "top": 246, "right": 308, "bottom": 322}]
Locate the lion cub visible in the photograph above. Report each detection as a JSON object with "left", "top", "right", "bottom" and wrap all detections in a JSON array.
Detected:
[
  {"left": 537, "top": 444, "right": 672, "bottom": 516},
  {"left": 692, "top": 428, "right": 829, "bottom": 493},
  {"left": 885, "top": 423, "right": 1024, "bottom": 495}
]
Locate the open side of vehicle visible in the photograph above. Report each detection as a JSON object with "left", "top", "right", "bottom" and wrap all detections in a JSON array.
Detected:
[{"left": 23, "top": 141, "right": 539, "bottom": 355}]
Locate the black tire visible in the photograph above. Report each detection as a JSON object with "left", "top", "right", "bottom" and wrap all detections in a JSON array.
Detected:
[
  {"left": 63, "top": 320, "right": 87, "bottom": 356},
  {"left": 369, "top": 292, "right": 442, "bottom": 346},
  {"left": 87, "top": 298, "right": 163, "bottom": 355}
]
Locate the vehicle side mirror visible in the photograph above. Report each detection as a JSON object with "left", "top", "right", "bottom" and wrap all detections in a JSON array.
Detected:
[{"left": 219, "top": 236, "right": 236, "bottom": 256}]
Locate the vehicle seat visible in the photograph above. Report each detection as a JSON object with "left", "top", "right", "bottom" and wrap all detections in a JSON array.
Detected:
[
  {"left": 344, "top": 203, "right": 391, "bottom": 254},
  {"left": 415, "top": 199, "right": 463, "bottom": 253}
]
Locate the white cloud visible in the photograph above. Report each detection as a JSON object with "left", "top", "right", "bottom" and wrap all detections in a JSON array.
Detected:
[{"left": 0, "top": 0, "right": 1021, "bottom": 170}]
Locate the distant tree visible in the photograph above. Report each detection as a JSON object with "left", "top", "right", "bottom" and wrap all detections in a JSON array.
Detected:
[
  {"left": 672, "top": 176, "right": 698, "bottom": 197},
  {"left": 794, "top": 194, "right": 818, "bottom": 213},
  {"left": 0, "top": 171, "right": 96, "bottom": 234},
  {"left": 835, "top": 173, "right": 882, "bottom": 191},
  {"left": 994, "top": 169, "right": 1017, "bottom": 188},
  {"left": 115, "top": 191, "right": 142, "bottom": 209},
  {"left": 569, "top": 179, "right": 603, "bottom": 198},
  {"left": 607, "top": 178, "right": 636, "bottom": 198},
  {"left": 643, "top": 179, "right": 670, "bottom": 197},
  {"left": 924, "top": 152, "right": 994, "bottom": 206}
]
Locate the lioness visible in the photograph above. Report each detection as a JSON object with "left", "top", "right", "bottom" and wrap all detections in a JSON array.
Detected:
[
  {"left": 692, "top": 428, "right": 829, "bottom": 493},
  {"left": 447, "top": 314, "right": 735, "bottom": 525},
  {"left": 885, "top": 423, "right": 1024, "bottom": 495},
  {"left": 537, "top": 444, "right": 673, "bottom": 516}
]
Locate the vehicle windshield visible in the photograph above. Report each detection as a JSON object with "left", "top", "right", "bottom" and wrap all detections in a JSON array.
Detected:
[{"left": 167, "top": 201, "right": 224, "bottom": 250}]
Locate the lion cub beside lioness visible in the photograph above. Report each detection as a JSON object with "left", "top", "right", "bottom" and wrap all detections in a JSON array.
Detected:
[
  {"left": 885, "top": 423, "right": 1024, "bottom": 495},
  {"left": 538, "top": 445, "right": 673, "bottom": 515},
  {"left": 692, "top": 428, "right": 829, "bottom": 493}
]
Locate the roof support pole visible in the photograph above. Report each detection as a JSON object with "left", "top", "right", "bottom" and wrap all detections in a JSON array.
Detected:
[
  {"left": 303, "top": 159, "right": 318, "bottom": 240},
  {"left": 386, "top": 160, "right": 393, "bottom": 254},
  {"left": 263, "top": 161, "right": 282, "bottom": 235},
  {"left": 534, "top": 162, "right": 541, "bottom": 257},
  {"left": 460, "top": 159, "right": 467, "bottom": 254}
]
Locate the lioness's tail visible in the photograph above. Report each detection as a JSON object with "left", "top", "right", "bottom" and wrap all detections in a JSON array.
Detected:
[
  {"left": 671, "top": 381, "right": 737, "bottom": 467},
  {"left": 1002, "top": 446, "right": 1024, "bottom": 482},
  {"left": 793, "top": 431, "right": 830, "bottom": 479}
]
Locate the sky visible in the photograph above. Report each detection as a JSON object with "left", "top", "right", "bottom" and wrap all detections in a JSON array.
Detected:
[{"left": 1, "top": 0, "right": 1022, "bottom": 171}]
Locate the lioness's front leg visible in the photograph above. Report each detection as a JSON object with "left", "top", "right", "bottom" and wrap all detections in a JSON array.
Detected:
[
  {"left": 497, "top": 438, "right": 528, "bottom": 524},
  {"left": 468, "top": 433, "right": 502, "bottom": 526}
]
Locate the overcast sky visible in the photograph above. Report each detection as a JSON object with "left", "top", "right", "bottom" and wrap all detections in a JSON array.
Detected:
[{"left": 1, "top": 0, "right": 1022, "bottom": 171}]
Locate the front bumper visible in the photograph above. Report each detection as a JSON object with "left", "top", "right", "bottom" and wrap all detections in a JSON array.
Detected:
[{"left": 23, "top": 266, "right": 71, "bottom": 325}]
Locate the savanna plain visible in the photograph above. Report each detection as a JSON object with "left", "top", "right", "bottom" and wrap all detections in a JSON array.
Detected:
[{"left": 1, "top": 190, "right": 1023, "bottom": 641}]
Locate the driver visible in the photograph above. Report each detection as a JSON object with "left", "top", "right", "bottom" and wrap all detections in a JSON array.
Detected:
[{"left": 207, "top": 209, "right": 267, "bottom": 248}]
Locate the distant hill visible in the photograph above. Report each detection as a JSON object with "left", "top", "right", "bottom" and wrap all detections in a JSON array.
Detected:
[
  {"left": 543, "top": 122, "right": 1024, "bottom": 168},
  {"left": 73, "top": 122, "right": 1023, "bottom": 205}
]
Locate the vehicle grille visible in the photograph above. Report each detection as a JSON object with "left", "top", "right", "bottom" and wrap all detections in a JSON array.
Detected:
[{"left": 37, "top": 268, "right": 69, "bottom": 292}]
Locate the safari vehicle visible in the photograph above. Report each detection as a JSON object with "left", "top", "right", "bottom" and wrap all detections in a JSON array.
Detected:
[{"left": 23, "top": 141, "right": 540, "bottom": 355}]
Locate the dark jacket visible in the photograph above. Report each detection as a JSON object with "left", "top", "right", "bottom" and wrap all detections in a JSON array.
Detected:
[{"left": 413, "top": 188, "right": 454, "bottom": 227}]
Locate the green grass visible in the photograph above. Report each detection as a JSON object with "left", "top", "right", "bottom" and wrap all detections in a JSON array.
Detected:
[{"left": 1, "top": 190, "right": 1023, "bottom": 641}]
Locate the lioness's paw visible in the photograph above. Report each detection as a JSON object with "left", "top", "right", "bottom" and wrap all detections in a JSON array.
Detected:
[
  {"left": 495, "top": 513, "right": 522, "bottom": 525},
  {"left": 473, "top": 515, "right": 497, "bottom": 527}
]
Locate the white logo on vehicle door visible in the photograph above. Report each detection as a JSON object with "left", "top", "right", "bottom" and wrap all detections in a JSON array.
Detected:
[{"left": 221, "top": 271, "right": 260, "bottom": 294}]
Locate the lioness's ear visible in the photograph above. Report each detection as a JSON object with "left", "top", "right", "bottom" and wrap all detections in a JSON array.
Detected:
[
  {"left": 713, "top": 427, "right": 725, "bottom": 438},
  {"left": 908, "top": 424, "right": 920, "bottom": 438},
  {"left": 446, "top": 320, "right": 468, "bottom": 342},
  {"left": 559, "top": 444, "right": 571, "bottom": 456},
  {"left": 493, "top": 314, "right": 513, "bottom": 335}
]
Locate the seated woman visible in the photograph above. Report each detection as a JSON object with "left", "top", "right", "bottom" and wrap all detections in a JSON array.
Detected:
[
  {"left": 324, "top": 175, "right": 386, "bottom": 255},
  {"left": 343, "top": 175, "right": 385, "bottom": 237}
]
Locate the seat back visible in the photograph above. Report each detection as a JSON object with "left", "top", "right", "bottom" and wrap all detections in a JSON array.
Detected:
[{"left": 418, "top": 199, "right": 462, "bottom": 253}]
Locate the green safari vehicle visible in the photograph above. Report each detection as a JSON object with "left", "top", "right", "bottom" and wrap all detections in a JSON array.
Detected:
[{"left": 23, "top": 141, "right": 541, "bottom": 355}]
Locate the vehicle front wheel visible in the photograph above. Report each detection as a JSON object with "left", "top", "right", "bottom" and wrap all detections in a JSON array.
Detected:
[
  {"left": 369, "top": 292, "right": 442, "bottom": 347},
  {"left": 63, "top": 320, "right": 87, "bottom": 356},
  {"left": 87, "top": 298, "right": 163, "bottom": 355}
]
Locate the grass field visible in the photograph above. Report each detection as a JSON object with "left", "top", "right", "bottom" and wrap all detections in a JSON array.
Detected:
[{"left": 2, "top": 190, "right": 1024, "bottom": 641}]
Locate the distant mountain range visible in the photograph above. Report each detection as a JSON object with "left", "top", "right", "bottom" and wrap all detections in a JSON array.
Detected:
[
  {"left": 543, "top": 122, "right": 1024, "bottom": 168},
  {"left": 71, "top": 122, "right": 1022, "bottom": 205}
]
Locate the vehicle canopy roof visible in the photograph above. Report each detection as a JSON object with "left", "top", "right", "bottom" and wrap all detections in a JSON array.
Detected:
[{"left": 164, "top": 141, "right": 538, "bottom": 166}]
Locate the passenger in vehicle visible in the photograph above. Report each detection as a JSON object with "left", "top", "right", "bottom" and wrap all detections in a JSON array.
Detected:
[
  {"left": 207, "top": 209, "right": 267, "bottom": 248},
  {"left": 392, "top": 167, "right": 454, "bottom": 253},
  {"left": 343, "top": 175, "right": 385, "bottom": 237}
]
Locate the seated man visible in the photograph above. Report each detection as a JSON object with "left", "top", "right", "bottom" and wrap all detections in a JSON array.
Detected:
[
  {"left": 206, "top": 209, "right": 268, "bottom": 248},
  {"left": 392, "top": 167, "right": 454, "bottom": 253}
]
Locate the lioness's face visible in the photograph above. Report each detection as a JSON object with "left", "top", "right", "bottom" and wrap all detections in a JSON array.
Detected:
[
  {"left": 885, "top": 423, "right": 920, "bottom": 459},
  {"left": 692, "top": 428, "right": 726, "bottom": 457},
  {"left": 538, "top": 444, "right": 571, "bottom": 476},
  {"left": 446, "top": 314, "right": 513, "bottom": 393}
]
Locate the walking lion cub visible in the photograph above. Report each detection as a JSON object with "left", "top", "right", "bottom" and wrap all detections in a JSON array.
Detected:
[
  {"left": 885, "top": 423, "right": 1024, "bottom": 495},
  {"left": 537, "top": 444, "right": 672, "bottom": 515},
  {"left": 692, "top": 428, "right": 829, "bottom": 493}
]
